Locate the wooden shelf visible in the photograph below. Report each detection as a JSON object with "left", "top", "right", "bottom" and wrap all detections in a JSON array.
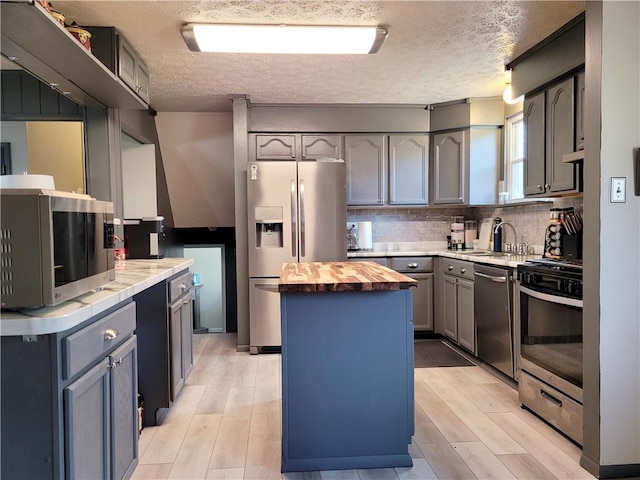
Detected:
[{"left": 0, "top": 1, "right": 148, "bottom": 110}]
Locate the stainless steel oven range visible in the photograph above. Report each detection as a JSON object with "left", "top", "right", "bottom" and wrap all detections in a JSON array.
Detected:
[{"left": 517, "top": 259, "right": 583, "bottom": 445}]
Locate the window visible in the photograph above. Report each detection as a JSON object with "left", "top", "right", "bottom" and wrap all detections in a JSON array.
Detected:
[{"left": 504, "top": 112, "right": 524, "bottom": 201}]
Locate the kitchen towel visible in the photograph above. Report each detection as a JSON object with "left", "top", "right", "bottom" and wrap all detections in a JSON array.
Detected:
[{"left": 357, "top": 221, "right": 373, "bottom": 250}]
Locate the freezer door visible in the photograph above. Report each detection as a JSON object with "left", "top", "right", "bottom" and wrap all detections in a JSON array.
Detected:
[
  {"left": 249, "top": 278, "right": 281, "bottom": 353},
  {"left": 247, "top": 162, "right": 298, "bottom": 277},
  {"left": 297, "top": 162, "right": 347, "bottom": 262}
]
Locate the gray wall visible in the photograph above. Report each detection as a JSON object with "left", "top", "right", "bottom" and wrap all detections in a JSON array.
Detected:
[{"left": 582, "top": 1, "right": 640, "bottom": 475}]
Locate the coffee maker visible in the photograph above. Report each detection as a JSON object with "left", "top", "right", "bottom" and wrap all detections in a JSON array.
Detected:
[{"left": 123, "top": 216, "right": 165, "bottom": 259}]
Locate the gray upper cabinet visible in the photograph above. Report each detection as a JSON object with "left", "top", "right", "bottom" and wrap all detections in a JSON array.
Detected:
[
  {"left": 254, "top": 134, "right": 297, "bottom": 160},
  {"left": 251, "top": 134, "right": 342, "bottom": 161},
  {"left": 344, "top": 135, "right": 387, "bottom": 205},
  {"left": 301, "top": 135, "right": 342, "bottom": 160},
  {"left": 523, "top": 92, "right": 547, "bottom": 196},
  {"left": 432, "top": 130, "right": 465, "bottom": 204},
  {"left": 118, "top": 36, "right": 150, "bottom": 103},
  {"left": 575, "top": 71, "right": 585, "bottom": 152},
  {"left": 389, "top": 135, "right": 429, "bottom": 205},
  {"left": 0, "top": 2, "right": 147, "bottom": 109},
  {"left": 524, "top": 73, "right": 580, "bottom": 197},
  {"left": 546, "top": 76, "right": 575, "bottom": 193}
]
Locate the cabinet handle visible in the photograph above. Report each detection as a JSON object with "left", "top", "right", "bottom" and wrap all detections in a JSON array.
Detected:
[
  {"left": 447, "top": 265, "right": 453, "bottom": 271},
  {"left": 407, "top": 263, "right": 418, "bottom": 269},
  {"left": 545, "top": 184, "right": 551, "bottom": 190},
  {"left": 109, "top": 357, "right": 123, "bottom": 369},
  {"left": 180, "top": 283, "right": 188, "bottom": 290},
  {"left": 460, "top": 268, "right": 466, "bottom": 274},
  {"left": 104, "top": 328, "right": 119, "bottom": 340},
  {"left": 537, "top": 184, "right": 543, "bottom": 191}
]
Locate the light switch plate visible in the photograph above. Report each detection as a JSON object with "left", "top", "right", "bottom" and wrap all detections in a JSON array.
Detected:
[{"left": 610, "top": 177, "right": 626, "bottom": 203}]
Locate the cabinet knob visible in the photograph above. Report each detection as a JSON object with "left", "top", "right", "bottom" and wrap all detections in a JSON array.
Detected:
[
  {"left": 180, "top": 283, "right": 188, "bottom": 290},
  {"left": 109, "top": 357, "right": 123, "bottom": 369},
  {"left": 104, "top": 328, "right": 119, "bottom": 340},
  {"left": 545, "top": 184, "right": 551, "bottom": 190},
  {"left": 407, "top": 263, "right": 418, "bottom": 269},
  {"left": 460, "top": 268, "right": 466, "bottom": 274},
  {"left": 537, "top": 184, "right": 543, "bottom": 191},
  {"left": 447, "top": 265, "right": 453, "bottom": 271}
]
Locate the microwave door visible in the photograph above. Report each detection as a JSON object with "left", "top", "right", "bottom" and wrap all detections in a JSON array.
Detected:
[{"left": 247, "top": 161, "right": 298, "bottom": 277}]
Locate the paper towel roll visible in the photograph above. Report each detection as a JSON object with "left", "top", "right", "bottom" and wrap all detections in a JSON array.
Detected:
[
  {"left": 0, "top": 174, "right": 55, "bottom": 190},
  {"left": 357, "top": 221, "right": 373, "bottom": 250}
]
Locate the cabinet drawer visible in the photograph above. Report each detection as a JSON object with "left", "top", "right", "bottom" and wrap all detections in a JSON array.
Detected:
[
  {"left": 168, "top": 270, "right": 192, "bottom": 302},
  {"left": 389, "top": 257, "right": 433, "bottom": 273},
  {"left": 348, "top": 257, "right": 388, "bottom": 267},
  {"left": 62, "top": 302, "right": 136, "bottom": 380},
  {"left": 439, "top": 258, "right": 474, "bottom": 280}
]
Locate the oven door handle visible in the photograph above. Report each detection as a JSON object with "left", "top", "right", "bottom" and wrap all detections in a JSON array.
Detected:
[{"left": 520, "top": 285, "right": 583, "bottom": 308}]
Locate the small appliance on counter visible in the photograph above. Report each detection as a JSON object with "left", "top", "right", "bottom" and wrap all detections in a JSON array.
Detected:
[
  {"left": 347, "top": 223, "right": 359, "bottom": 251},
  {"left": 451, "top": 215, "right": 465, "bottom": 250},
  {"left": 123, "top": 216, "right": 165, "bottom": 259}
]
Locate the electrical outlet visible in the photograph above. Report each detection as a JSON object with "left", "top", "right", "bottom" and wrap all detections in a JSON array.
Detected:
[{"left": 610, "top": 177, "right": 626, "bottom": 203}]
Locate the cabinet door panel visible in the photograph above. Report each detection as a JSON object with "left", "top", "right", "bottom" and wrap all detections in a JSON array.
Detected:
[
  {"left": 443, "top": 275, "right": 457, "bottom": 341},
  {"left": 111, "top": 336, "right": 138, "bottom": 480},
  {"left": 546, "top": 77, "right": 575, "bottom": 192},
  {"left": 136, "top": 62, "right": 150, "bottom": 102},
  {"left": 118, "top": 38, "right": 137, "bottom": 91},
  {"left": 255, "top": 135, "right": 297, "bottom": 160},
  {"left": 576, "top": 71, "right": 585, "bottom": 152},
  {"left": 345, "top": 135, "right": 387, "bottom": 205},
  {"left": 523, "top": 92, "right": 546, "bottom": 196},
  {"left": 170, "top": 302, "right": 184, "bottom": 400},
  {"left": 410, "top": 273, "right": 434, "bottom": 331},
  {"left": 64, "top": 358, "right": 110, "bottom": 480},
  {"left": 389, "top": 135, "right": 429, "bottom": 205},
  {"left": 301, "top": 135, "right": 342, "bottom": 160},
  {"left": 457, "top": 278, "right": 475, "bottom": 354},
  {"left": 181, "top": 297, "right": 194, "bottom": 380},
  {"left": 433, "top": 131, "right": 465, "bottom": 204}
]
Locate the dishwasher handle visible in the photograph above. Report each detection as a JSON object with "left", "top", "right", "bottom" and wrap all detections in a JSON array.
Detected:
[{"left": 474, "top": 271, "right": 508, "bottom": 283}]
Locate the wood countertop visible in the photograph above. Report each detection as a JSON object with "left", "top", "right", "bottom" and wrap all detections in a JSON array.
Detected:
[{"left": 279, "top": 261, "right": 417, "bottom": 293}]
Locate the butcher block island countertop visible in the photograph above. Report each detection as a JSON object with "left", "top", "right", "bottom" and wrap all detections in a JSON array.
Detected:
[{"left": 279, "top": 261, "right": 417, "bottom": 293}]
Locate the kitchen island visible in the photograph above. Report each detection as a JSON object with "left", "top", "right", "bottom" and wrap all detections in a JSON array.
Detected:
[{"left": 278, "top": 261, "right": 416, "bottom": 473}]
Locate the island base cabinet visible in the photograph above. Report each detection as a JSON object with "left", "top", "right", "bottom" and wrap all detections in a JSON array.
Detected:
[
  {"left": 281, "top": 290, "right": 414, "bottom": 472},
  {"left": 64, "top": 335, "right": 138, "bottom": 480}
]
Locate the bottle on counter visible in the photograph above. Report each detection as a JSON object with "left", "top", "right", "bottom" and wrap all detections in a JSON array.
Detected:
[
  {"left": 464, "top": 220, "right": 477, "bottom": 249},
  {"left": 493, "top": 217, "right": 503, "bottom": 252}
]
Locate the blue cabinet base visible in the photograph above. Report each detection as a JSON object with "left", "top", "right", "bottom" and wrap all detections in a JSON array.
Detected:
[{"left": 281, "top": 290, "right": 414, "bottom": 473}]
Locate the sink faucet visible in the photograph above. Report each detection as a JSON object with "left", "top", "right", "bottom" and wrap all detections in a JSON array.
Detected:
[{"left": 494, "top": 221, "right": 518, "bottom": 246}]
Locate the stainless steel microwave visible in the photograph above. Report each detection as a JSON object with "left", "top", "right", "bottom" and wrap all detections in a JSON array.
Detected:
[{"left": 0, "top": 189, "right": 116, "bottom": 309}]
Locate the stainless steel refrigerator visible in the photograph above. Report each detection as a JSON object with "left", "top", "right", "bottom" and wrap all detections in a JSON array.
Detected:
[{"left": 247, "top": 161, "right": 347, "bottom": 354}]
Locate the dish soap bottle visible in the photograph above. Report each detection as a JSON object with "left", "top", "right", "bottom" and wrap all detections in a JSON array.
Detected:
[{"left": 493, "top": 217, "right": 503, "bottom": 252}]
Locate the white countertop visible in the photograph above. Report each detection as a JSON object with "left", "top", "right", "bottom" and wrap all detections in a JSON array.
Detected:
[
  {"left": 0, "top": 257, "right": 194, "bottom": 336},
  {"left": 347, "top": 241, "right": 538, "bottom": 268}
]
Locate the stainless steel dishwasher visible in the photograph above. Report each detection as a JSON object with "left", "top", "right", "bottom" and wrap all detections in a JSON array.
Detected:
[{"left": 474, "top": 264, "right": 514, "bottom": 378}]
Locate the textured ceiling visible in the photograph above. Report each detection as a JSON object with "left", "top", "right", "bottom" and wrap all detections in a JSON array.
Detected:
[{"left": 53, "top": 1, "right": 585, "bottom": 112}]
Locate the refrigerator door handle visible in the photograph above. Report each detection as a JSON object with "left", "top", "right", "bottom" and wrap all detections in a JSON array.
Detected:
[
  {"left": 299, "top": 179, "right": 306, "bottom": 258},
  {"left": 290, "top": 179, "right": 297, "bottom": 257}
]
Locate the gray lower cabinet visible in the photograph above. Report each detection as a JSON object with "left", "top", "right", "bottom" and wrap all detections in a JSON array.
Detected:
[
  {"left": 440, "top": 259, "right": 475, "bottom": 354},
  {"left": 168, "top": 271, "right": 194, "bottom": 401},
  {"left": 65, "top": 335, "right": 138, "bottom": 480},
  {"left": 389, "top": 257, "right": 434, "bottom": 331},
  {"left": 0, "top": 301, "right": 138, "bottom": 479}
]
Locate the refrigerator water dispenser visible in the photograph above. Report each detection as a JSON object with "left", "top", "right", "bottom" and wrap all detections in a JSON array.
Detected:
[{"left": 255, "top": 206, "right": 283, "bottom": 248}]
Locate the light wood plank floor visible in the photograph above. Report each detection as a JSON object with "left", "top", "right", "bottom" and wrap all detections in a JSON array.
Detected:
[{"left": 132, "top": 333, "right": 594, "bottom": 480}]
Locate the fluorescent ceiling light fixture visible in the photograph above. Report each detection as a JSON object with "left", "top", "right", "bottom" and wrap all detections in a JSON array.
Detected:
[{"left": 181, "top": 24, "right": 388, "bottom": 54}]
